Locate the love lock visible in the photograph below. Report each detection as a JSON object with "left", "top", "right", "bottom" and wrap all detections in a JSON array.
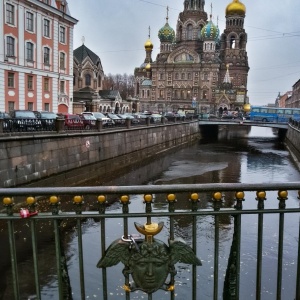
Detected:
[{"left": 19, "top": 208, "right": 38, "bottom": 218}]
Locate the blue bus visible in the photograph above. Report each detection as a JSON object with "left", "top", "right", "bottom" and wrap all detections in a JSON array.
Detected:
[{"left": 249, "top": 106, "right": 300, "bottom": 123}]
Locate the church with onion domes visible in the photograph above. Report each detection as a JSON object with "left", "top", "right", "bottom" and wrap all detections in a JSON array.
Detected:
[{"left": 134, "top": 0, "right": 249, "bottom": 115}]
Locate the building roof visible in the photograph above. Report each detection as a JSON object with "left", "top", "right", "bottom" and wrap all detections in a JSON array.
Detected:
[
  {"left": 73, "top": 44, "right": 101, "bottom": 65},
  {"left": 99, "top": 90, "right": 120, "bottom": 100}
]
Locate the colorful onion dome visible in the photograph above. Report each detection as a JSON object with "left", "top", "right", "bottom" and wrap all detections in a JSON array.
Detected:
[
  {"left": 158, "top": 22, "right": 175, "bottom": 43},
  {"left": 144, "top": 39, "right": 153, "bottom": 50},
  {"left": 201, "top": 19, "right": 220, "bottom": 41},
  {"left": 226, "top": 0, "right": 246, "bottom": 16}
]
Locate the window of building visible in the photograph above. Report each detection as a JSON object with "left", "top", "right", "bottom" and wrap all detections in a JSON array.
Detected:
[
  {"left": 159, "top": 73, "right": 164, "bottom": 80},
  {"left": 6, "top": 36, "right": 15, "bottom": 57},
  {"left": 85, "top": 74, "right": 91, "bottom": 86},
  {"left": 44, "top": 78, "right": 49, "bottom": 91},
  {"left": 43, "top": 0, "right": 50, "bottom": 4},
  {"left": 26, "top": 12, "right": 34, "bottom": 31},
  {"left": 8, "top": 101, "right": 15, "bottom": 112},
  {"left": 60, "top": 52, "right": 65, "bottom": 69},
  {"left": 159, "top": 90, "right": 164, "bottom": 98},
  {"left": 60, "top": 81, "right": 65, "bottom": 93},
  {"left": 60, "top": 3, "right": 66, "bottom": 12},
  {"left": 203, "top": 90, "right": 207, "bottom": 99},
  {"left": 28, "top": 75, "right": 33, "bottom": 90},
  {"left": 187, "top": 24, "right": 193, "bottom": 40},
  {"left": 175, "top": 73, "right": 179, "bottom": 80},
  {"left": 181, "top": 73, "right": 185, "bottom": 80},
  {"left": 44, "top": 47, "right": 50, "bottom": 65},
  {"left": 44, "top": 103, "right": 50, "bottom": 111},
  {"left": 8, "top": 73, "right": 15, "bottom": 88},
  {"left": 6, "top": 3, "right": 14, "bottom": 25},
  {"left": 188, "top": 73, "right": 192, "bottom": 80},
  {"left": 27, "top": 102, "right": 33, "bottom": 111},
  {"left": 59, "top": 26, "right": 66, "bottom": 43},
  {"left": 26, "top": 42, "right": 34, "bottom": 61},
  {"left": 44, "top": 19, "right": 50, "bottom": 37}
]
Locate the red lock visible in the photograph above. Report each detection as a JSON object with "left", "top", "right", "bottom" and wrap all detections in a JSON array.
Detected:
[{"left": 20, "top": 209, "right": 38, "bottom": 218}]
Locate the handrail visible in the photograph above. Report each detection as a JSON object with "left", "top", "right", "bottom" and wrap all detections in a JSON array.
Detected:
[{"left": 1, "top": 183, "right": 300, "bottom": 300}]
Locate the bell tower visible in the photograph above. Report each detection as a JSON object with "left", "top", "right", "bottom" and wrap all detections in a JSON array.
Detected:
[{"left": 219, "top": 0, "right": 249, "bottom": 103}]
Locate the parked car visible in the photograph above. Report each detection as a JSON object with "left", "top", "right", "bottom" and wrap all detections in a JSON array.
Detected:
[
  {"left": 164, "top": 112, "right": 184, "bottom": 121},
  {"left": 34, "top": 111, "right": 58, "bottom": 130},
  {"left": 82, "top": 112, "right": 114, "bottom": 127},
  {"left": 10, "top": 110, "right": 42, "bottom": 131},
  {"left": 106, "top": 113, "right": 125, "bottom": 126},
  {"left": 78, "top": 114, "right": 97, "bottom": 129},
  {"left": 117, "top": 114, "right": 140, "bottom": 125},
  {"left": 150, "top": 113, "right": 163, "bottom": 123},
  {"left": 0, "top": 112, "right": 13, "bottom": 131},
  {"left": 59, "top": 113, "right": 84, "bottom": 129}
]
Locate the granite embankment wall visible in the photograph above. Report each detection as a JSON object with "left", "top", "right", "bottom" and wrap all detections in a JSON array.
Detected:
[
  {"left": 0, "top": 121, "right": 199, "bottom": 188},
  {"left": 285, "top": 123, "right": 300, "bottom": 165}
]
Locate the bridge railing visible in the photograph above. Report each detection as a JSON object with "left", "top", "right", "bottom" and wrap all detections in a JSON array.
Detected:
[{"left": 1, "top": 182, "right": 300, "bottom": 300}]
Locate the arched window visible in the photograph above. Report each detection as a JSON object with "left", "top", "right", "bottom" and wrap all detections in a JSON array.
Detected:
[
  {"left": 178, "top": 26, "right": 183, "bottom": 41},
  {"left": 85, "top": 74, "right": 91, "bottom": 86},
  {"left": 230, "top": 36, "right": 236, "bottom": 49},
  {"left": 187, "top": 24, "right": 193, "bottom": 40}
]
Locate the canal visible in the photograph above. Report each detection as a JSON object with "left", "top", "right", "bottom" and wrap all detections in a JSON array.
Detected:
[{"left": 1, "top": 126, "right": 300, "bottom": 299}]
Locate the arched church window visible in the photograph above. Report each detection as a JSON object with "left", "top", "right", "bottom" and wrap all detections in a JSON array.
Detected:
[
  {"left": 203, "top": 90, "right": 207, "bottom": 99},
  {"left": 187, "top": 90, "right": 191, "bottom": 99},
  {"left": 174, "top": 53, "right": 194, "bottom": 62},
  {"left": 175, "top": 90, "right": 179, "bottom": 99},
  {"left": 187, "top": 24, "right": 193, "bottom": 40},
  {"left": 188, "top": 73, "right": 192, "bottom": 80},
  {"left": 230, "top": 36, "right": 236, "bottom": 49},
  {"left": 239, "top": 35, "right": 244, "bottom": 49},
  {"left": 181, "top": 73, "right": 185, "bottom": 80},
  {"left": 178, "top": 26, "right": 183, "bottom": 41},
  {"left": 181, "top": 90, "right": 185, "bottom": 99},
  {"left": 85, "top": 74, "right": 91, "bottom": 86},
  {"left": 175, "top": 73, "right": 179, "bottom": 80},
  {"left": 98, "top": 76, "right": 101, "bottom": 87},
  {"left": 73, "top": 73, "right": 76, "bottom": 86}
]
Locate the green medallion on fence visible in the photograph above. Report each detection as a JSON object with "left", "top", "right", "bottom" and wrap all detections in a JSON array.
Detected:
[{"left": 97, "top": 221, "right": 202, "bottom": 294}]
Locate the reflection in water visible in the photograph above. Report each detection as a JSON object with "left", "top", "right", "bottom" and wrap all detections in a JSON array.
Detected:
[{"left": 1, "top": 127, "right": 300, "bottom": 299}]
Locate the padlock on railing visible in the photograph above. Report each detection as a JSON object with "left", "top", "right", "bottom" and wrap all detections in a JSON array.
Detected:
[{"left": 19, "top": 208, "right": 38, "bottom": 218}]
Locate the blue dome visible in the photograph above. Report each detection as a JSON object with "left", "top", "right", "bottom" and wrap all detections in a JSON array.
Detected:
[{"left": 201, "top": 20, "right": 219, "bottom": 41}]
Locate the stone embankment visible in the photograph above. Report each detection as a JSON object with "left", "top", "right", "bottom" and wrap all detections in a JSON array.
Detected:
[{"left": 0, "top": 121, "right": 199, "bottom": 188}]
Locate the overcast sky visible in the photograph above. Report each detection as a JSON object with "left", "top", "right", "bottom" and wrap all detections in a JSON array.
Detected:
[{"left": 68, "top": 0, "right": 300, "bottom": 106}]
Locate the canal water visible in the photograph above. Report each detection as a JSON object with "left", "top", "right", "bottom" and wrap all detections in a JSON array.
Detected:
[{"left": 1, "top": 126, "right": 300, "bottom": 300}]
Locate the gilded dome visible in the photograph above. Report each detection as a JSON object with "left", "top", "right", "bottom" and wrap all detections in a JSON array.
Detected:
[
  {"left": 226, "top": 0, "right": 246, "bottom": 16},
  {"left": 145, "top": 63, "right": 151, "bottom": 71},
  {"left": 144, "top": 39, "right": 153, "bottom": 50},
  {"left": 243, "top": 103, "right": 251, "bottom": 112},
  {"left": 201, "top": 20, "right": 219, "bottom": 41},
  {"left": 158, "top": 22, "right": 175, "bottom": 43}
]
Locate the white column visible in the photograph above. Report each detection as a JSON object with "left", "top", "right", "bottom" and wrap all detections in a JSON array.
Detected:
[{"left": 19, "top": 72, "right": 25, "bottom": 109}]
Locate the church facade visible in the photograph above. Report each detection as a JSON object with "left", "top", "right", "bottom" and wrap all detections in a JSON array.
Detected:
[{"left": 134, "top": 0, "right": 249, "bottom": 115}]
